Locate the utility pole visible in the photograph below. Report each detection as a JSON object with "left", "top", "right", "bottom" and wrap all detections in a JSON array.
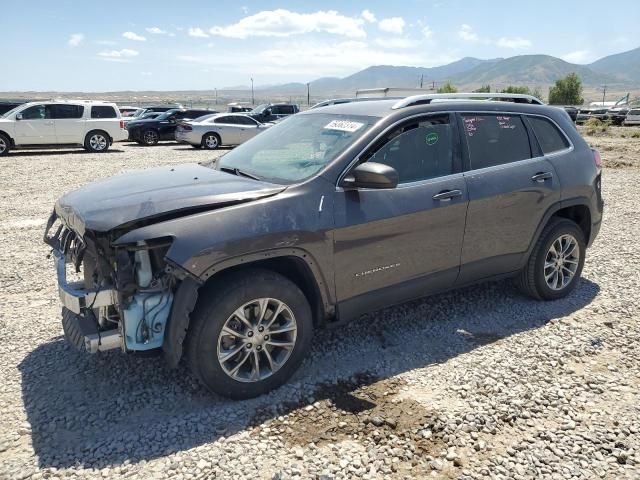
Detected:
[
  {"left": 420, "top": 74, "right": 424, "bottom": 88},
  {"left": 214, "top": 88, "right": 217, "bottom": 107},
  {"left": 306, "top": 82, "right": 310, "bottom": 106},
  {"left": 601, "top": 84, "right": 607, "bottom": 106},
  {"left": 250, "top": 77, "right": 254, "bottom": 105}
]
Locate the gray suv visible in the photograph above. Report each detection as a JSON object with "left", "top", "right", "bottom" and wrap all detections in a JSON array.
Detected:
[{"left": 45, "top": 93, "right": 603, "bottom": 399}]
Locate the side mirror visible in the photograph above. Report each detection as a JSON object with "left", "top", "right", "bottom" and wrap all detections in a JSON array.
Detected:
[
  {"left": 16, "top": 113, "right": 23, "bottom": 121},
  {"left": 342, "top": 162, "right": 399, "bottom": 189}
]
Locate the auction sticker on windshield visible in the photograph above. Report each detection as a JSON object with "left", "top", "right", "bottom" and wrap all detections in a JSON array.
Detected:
[{"left": 324, "top": 120, "right": 365, "bottom": 133}]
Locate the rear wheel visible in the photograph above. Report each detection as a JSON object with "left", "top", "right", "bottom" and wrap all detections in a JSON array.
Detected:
[
  {"left": 187, "top": 269, "right": 313, "bottom": 399},
  {"left": 201, "top": 132, "right": 220, "bottom": 150},
  {"left": 142, "top": 129, "right": 159, "bottom": 146},
  {"left": 84, "top": 131, "right": 110, "bottom": 153},
  {"left": 516, "top": 218, "right": 586, "bottom": 300},
  {"left": 0, "top": 133, "right": 10, "bottom": 156}
]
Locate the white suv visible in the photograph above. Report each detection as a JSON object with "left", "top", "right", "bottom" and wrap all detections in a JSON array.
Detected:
[{"left": 0, "top": 100, "right": 127, "bottom": 155}]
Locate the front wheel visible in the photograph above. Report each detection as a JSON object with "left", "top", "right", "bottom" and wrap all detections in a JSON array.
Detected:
[
  {"left": 187, "top": 269, "right": 313, "bottom": 399},
  {"left": 84, "top": 131, "right": 110, "bottom": 152},
  {"left": 516, "top": 218, "right": 586, "bottom": 300}
]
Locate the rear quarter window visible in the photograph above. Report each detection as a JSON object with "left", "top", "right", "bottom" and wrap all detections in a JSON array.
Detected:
[
  {"left": 527, "top": 116, "right": 570, "bottom": 154},
  {"left": 52, "top": 104, "right": 84, "bottom": 119},
  {"left": 91, "top": 106, "right": 118, "bottom": 119},
  {"left": 461, "top": 114, "right": 532, "bottom": 169}
]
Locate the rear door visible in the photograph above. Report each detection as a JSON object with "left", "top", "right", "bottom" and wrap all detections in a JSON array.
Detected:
[
  {"left": 457, "top": 112, "right": 560, "bottom": 284},
  {"left": 333, "top": 113, "right": 468, "bottom": 317},
  {"left": 14, "top": 104, "right": 56, "bottom": 144},
  {"left": 213, "top": 115, "right": 242, "bottom": 144},
  {"left": 52, "top": 104, "right": 86, "bottom": 143}
]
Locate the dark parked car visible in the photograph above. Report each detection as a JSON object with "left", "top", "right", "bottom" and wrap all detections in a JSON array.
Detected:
[
  {"left": 248, "top": 103, "right": 299, "bottom": 123},
  {"left": 605, "top": 106, "right": 630, "bottom": 126},
  {"left": 126, "top": 108, "right": 216, "bottom": 145},
  {"left": 45, "top": 94, "right": 603, "bottom": 399},
  {"left": 0, "top": 102, "right": 25, "bottom": 116},
  {"left": 576, "top": 107, "right": 608, "bottom": 124},
  {"left": 562, "top": 106, "right": 578, "bottom": 122}
]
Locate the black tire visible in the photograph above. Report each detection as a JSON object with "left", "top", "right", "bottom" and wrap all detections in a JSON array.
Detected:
[
  {"left": 142, "top": 129, "right": 159, "bottom": 146},
  {"left": 83, "top": 130, "right": 110, "bottom": 153},
  {"left": 516, "top": 218, "right": 586, "bottom": 300},
  {"left": 0, "top": 133, "right": 10, "bottom": 156},
  {"left": 201, "top": 132, "right": 221, "bottom": 150},
  {"left": 187, "top": 269, "right": 313, "bottom": 399}
]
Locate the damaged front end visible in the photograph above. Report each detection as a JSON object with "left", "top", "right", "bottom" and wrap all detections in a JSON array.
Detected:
[{"left": 44, "top": 211, "right": 176, "bottom": 354}]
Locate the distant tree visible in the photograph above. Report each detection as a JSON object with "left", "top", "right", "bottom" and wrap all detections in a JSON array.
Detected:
[
  {"left": 532, "top": 87, "right": 544, "bottom": 102},
  {"left": 437, "top": 82, "right": 458, "bottom": 93},
  {"left": 474, "top": 84, "right": 491, "bottom": 93},
  {"left": 501, "top": 85, "right": 531, "bottom": 94},
  {"left": 548, "top": 73, "right": 584, "bottom": 105}
]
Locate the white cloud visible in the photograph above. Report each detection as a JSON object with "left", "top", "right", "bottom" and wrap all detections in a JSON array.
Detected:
[
  {"left": 146, "top": 27, "right": 166, "bottom": 35},
  {"left": 422, "top": 26, "right": 433, "bottom": 39},
  {"left": 122, "top": 31, "right": 146, "bottom": 41},
  {"left": 458, "top": 24, "right": 478, "bottom": 42},
  {"left": 361, "top": 9, "right": 376, "bottom": 23},
  {"left": 209, "top": 9, "right": 366, "bottom": 39},
  {"left": 241, "top": 6, "right": 249, "bottom": 14},
  {"left": 68, "top": 33, "right": 84, "bottom": 47},
  {"left": 378, "top": 17, "right": 405, "bottom": 34},
  {"left": 497, "top": 36, "right": 532, "bottom": 49},
  {"left": 562, "top": 50, "right": 591, "bottom": 64},
  {"left": 98, "top": 48, "right": 139, "bottom": 58},
  {"left": 374, "top": 37, "right": 415, "bottom": 49},
  {"left": 188, "top": 27, "right": 210, "bottom": 38}
]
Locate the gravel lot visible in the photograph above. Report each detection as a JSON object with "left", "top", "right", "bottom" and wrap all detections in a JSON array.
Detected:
[{"left": 0, "top": 131, "right": 639, "bottom": 480}]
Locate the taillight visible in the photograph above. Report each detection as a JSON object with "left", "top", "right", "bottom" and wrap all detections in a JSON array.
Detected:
[
  {"left": 120, "top": 119, "right": 125, "bottom": 129},
  {"left": 592, "top": 149, "right": 602, "bottom": 169}
]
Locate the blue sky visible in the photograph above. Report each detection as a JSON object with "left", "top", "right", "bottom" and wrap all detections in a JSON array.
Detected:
[{"left": 2, "top": 0, "right": 639, "bottom": 91}]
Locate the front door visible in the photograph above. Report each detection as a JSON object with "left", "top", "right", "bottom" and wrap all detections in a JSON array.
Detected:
[
  {"left": 333, "top": 113, "right": 468, "bottom": 319},
  {"left": 14, "top": 104, "right": 56, "bottom": 144},
  {"left": 457, "top": 113, "right": 561, "bottom": 284}
]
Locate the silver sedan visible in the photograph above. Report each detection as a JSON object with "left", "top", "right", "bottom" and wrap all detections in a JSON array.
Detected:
[{"left": 175, "top": 113, "right": 273, "bottom": 150}]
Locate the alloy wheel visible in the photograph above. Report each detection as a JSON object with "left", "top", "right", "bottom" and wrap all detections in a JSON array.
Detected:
[
  {"left": 144, "top": 131, "right": 158, "bottom": 145},
  {"left": 216, "top": 298, "right": 297, "bottom": 382},
  {"left": 544, "top": 234, "right": 580, "bottom": 291},
  {"left": 89, "top": 134, "right": 107, "bottom": 151},
  {"left": 0, "top": 137, "right": 6, "bottom": 154},
  {"left": 205, "top": 135, "right": 218, "bottom": 149}
]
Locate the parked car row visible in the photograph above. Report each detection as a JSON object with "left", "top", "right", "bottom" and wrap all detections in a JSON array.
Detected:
[{"left": 575, "top": 105, "right": 640, "bottom": 125}]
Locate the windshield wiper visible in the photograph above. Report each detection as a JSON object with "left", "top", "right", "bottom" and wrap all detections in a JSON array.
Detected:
[{"left": 220, "top": 166, "right": 262, "bottom": 181}]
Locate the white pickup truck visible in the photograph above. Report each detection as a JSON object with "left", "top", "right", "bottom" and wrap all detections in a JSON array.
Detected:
[{"left": 0, "top": 100, "right": 128, "bottom": 155}]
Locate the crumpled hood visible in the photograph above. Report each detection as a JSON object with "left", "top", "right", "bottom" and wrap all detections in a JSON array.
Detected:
[{"left": 55, "top": 163, "right": 284, "bottom": 235}]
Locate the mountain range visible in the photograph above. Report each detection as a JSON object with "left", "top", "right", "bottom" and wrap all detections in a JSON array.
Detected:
[{"left": 259, "top": 47, "right": 640, "bottom": 96}]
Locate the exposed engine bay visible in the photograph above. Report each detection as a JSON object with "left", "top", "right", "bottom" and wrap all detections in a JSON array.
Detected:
[{"left": 44, "top": 211, "right": 176, "bottom": 354}]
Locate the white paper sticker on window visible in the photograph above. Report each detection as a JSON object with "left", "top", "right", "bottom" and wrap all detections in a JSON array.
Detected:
[{"left": 324, "top": 120, "right": 364, "bottom": 133}]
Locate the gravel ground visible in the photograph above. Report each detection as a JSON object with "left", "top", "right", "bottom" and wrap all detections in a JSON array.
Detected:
[{"left": 0, "top": 137, "right": 638, "bottom": 480}]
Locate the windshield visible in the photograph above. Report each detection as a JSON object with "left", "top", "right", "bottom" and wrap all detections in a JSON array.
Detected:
[
  {"left": 250, "top": 104, "right": 268, "bottom": 114},
  {"left": 1, "top": 105, "right": 24, "bottom": 118},
  {"left": 217, "top": 113, "right": 377, "bottom": 184},
  {"left": 156, "top": 110, "right": 181, "bottom": 120}
]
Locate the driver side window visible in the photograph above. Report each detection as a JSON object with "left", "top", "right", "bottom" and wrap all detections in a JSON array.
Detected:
[
  {"left": 21, "top": 104, "right": 52, "bottom": 120},
  {"left": 365, "top": 114, "right": 455, "bottom": 184}
]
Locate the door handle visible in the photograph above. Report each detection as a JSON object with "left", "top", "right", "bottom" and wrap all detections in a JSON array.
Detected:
[
  {"left": 433, "top": 189, "right": 463, "bottom": 201},
  {"left": 531, "top": 172, "right": 553, "bottom": 183}
]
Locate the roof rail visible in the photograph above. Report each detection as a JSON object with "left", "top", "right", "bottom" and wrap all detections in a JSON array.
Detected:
[{"left": 391, "top": 92, "right": 544, "bottom": 109}]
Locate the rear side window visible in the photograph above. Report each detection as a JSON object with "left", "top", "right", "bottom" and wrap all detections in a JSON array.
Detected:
[
  {"left": 91, "top": 105, "right": 117, "bottom": 118},
  {"left": 461, "top": 114, "right": 531, "bottom": 170},
  {"left": 527, "top": 116, "right": 570, "bottom": 154},
  {"left": 214, "top": 116, "right": 236, "bottom": 124},
  {"left": 629, "top": 109, "right": 640, "bottom": 115},
  {"left": 52, "top": 104, "right": 84, "bottom": 119},
  {"left": 235, "top": 116, "right": 256, "bottom": 125}
]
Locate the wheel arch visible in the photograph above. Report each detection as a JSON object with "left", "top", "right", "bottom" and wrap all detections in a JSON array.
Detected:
[
  {"left": 163, "top": 249, "right": 333, "bottom": 368},
  {"left": 526, "top": 198, "right": 593, "bottom": 261},
  {"left": 0, "top": 130, "right": 14, "bottom": 147}
]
